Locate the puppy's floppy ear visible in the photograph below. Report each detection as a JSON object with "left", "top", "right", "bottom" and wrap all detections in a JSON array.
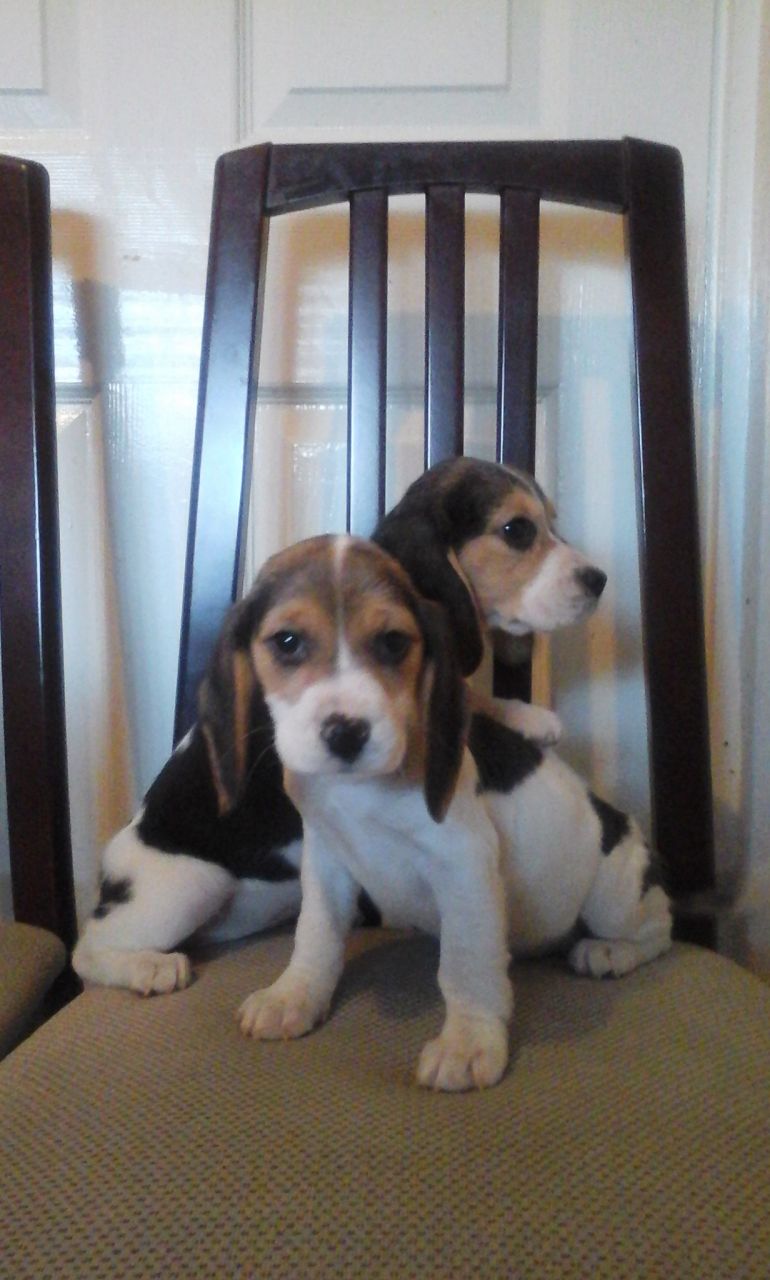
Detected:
[
  {"left": 375, "top": 514, "right": 483, "bottom": 677},
  {"left": 198, "top": 588, "right": 274, "bottom": 814},
  {"left": 417, "top": 600, "right": 468, "bottom": 823}
]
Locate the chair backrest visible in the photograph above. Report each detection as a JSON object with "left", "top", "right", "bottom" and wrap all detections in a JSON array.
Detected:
[
  {"left": 174, "top": 138, "right": 714, "bottom": 908},
  {"left": 0, "top": 155, "right": 76, "bottom": 948}
]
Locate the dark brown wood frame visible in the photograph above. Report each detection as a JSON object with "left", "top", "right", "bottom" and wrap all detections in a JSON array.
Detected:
[{"left": 0, "top": 155, "right": 76, "bottom": 949}]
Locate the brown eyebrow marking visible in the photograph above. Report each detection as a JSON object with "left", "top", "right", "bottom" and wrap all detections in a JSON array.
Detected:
[
  {"left": 495, "top": 491, "right": 546, "bottom": 523},
  {"left": 503, "top": 466, "right": 555, "bottom": 518},
  {"left": 339, "top": 539, "right": 422, "bottom": 619}
]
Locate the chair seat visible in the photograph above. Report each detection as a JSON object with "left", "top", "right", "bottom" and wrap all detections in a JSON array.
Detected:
[
  {"left": 3, "top": 930, "right": 769, "bottom": 1279},
  {"left": 0, "top": 921, "right": 66, "bottom": 1058}
]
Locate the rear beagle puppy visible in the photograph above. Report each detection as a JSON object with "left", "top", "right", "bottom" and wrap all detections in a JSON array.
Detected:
[
  {"left": 374, "top": 456, "right": 607, "bottom": 676},
  {"left": 233, "top": 536, "right": 670, "bottom": 1091},
  {"left": 375, "top": 456, "right": 605, "bottom": 743}
]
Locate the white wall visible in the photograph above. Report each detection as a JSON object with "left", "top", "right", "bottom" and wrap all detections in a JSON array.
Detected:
[{"left": 0, "top": 0, "right": 767, "bottom": 926}]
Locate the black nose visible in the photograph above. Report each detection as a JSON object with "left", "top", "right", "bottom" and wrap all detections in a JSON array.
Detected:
[
  {"left": 577, "top": 566, "right": 607, "bottom": 599},
  {"left": 320, "top": 714, "right": 371, "bottom": 763}
]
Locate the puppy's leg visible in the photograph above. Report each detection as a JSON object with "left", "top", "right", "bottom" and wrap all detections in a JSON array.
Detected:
[
  {"left": 569, "top": 827, "right": 672, "bottom": 978},
  {"left": 238, "top": 831, "right": 358, "bottom": 1040},
  {"left": 495, "top": 698, "right": 562, "bottom": 746},
  {"left": 197, "top": 875, "right": 302, "bottom": 943},
  {"left": 468, "top": 688, "right": 562, "bottom": 746},
  {"left": 417, "top": 811, "right": 512, "bottom": 1092},
  {"left": 73, "top": 823, "right": 234, "bottom": 995}
]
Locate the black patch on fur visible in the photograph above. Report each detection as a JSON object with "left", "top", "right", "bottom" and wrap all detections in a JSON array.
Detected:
[
  {"left": 137, "top": 725, "right": 302, "bottom": 880},
  {"left": 468, "top": 712, "right": 543, "bottom": 794},
  {"left": 588, "top": 791, "right": 631, "bottom": 854},
  {"left": 93, "top": 875, "right": 133, "bottom": 919}
]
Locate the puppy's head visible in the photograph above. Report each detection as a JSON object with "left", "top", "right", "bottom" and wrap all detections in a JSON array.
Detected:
[
  {"left": 199, "top": 535, "right": 466, "bottom": 823},
  {"left": 374, "top": 457, "right": 606, "bottom": 671}
]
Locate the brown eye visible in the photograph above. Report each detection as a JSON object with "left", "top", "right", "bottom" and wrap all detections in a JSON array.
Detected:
[
  {"left": 371, "top": 630, "right": 412, "bottom": 666},
  {"left": 501, "top": 517, "right": 537, "bottom": 551},
  {"left": 268, "top": 630, "right": 307, "bottom": 665}
]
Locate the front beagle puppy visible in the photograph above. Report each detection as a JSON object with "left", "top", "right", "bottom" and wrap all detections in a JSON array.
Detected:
[{"left": 226, "top": 535, "right": 513, "bottom": 1092}]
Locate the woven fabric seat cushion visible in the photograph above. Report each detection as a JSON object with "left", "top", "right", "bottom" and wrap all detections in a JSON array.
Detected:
[
  {"left": 3, "top": 930, "right": 769, "bottom": 1279},
  {"left": 0, "top": 921, "right": 66, "bottom": 1059}
]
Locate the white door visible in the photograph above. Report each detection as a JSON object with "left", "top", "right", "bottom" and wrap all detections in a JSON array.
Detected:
[{"left": 0, "top": 0, "right": 767, "bottom": 933}]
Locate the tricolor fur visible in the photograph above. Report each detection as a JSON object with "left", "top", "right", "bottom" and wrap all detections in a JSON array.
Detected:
[
  {"left": 229, "top": 535, "right": 511, "bottom": 1091},
  {"left": 233, "top": 536, "right": 670, "bottom": 1092},
  {"left": 72, "top": 458, "right": 666, "bottom": 1026}
]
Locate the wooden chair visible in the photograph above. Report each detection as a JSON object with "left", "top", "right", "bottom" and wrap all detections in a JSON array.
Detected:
[
  {"left": 0, "top": 155, "right": 73, "bottom": 1055},
  {"left": 2, "top": 141, "right": 769, "bottom": 1279},
  {"left": 176, "top": 138, "right": 714, "bottom": 933}
]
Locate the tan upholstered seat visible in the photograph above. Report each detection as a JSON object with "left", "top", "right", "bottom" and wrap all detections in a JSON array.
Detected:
[
  {"left": 3, "top": 930, "right": 770, "bottom": 1279},
  {"left": 0, "top": 922, "right": 66, "bottom": 1058}
]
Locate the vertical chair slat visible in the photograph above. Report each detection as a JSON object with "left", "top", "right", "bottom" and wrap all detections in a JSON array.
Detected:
[
  {"left": 347, "top": 189, "right": 388, "bottom": 535},
  {"left": 425, "top": 186, "right": 465, "bottom": 465},
  {"left": 174, "top": 145, "right": 271, "bottom": 740},
  {"left": 623, "top": 138, "right": 715, "bottom": 902},
  {"left": 0, "top": 157, "right": 76, "bottom": 947},
  {"left": 497, "top": 188, "right": 540, "bottom": 471},
  {"left": 493, "top": 189, "right": 540, "bottom": 701}
]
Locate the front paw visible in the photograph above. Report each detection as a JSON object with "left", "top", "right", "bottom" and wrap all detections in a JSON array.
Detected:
[
  {"left": 528, "top": 705, "right": 562, "bottom": 746},
  {"left": 416, "top": 1012, "right": 509, "bottom": 1092},
  {"left": 502, "top": 700, "right": 562, "bottom": 746},
  {"left": 237, "top": 976, "right": 328, "bottom": 1040},
  {"left": 129, "top": 950, "right": 191, "bottom": 996}
]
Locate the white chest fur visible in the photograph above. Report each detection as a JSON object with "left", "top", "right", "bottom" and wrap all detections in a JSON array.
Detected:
[{"left": 287, "top": 750, "right": 498, "bottom": 937}]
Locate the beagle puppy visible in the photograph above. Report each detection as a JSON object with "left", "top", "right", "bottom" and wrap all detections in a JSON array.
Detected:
[
  {"left": 375, "top": 455, "right": 605, "bottom": 743},
  {"left": 72, "top": 458, "right": 607, "bottom": 996},
  {"left": 374, "top": 456, "right": 607, "bottom": 676},
  {"left": 226, "top": 535, "right": 512, "bottom": 1091},
  {"left": 231, "top": 535, "right": 670, "bottom": 1091}
]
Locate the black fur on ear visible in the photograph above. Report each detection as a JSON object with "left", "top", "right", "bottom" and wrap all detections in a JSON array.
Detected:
[
  {"left": 374, "top": 512, "right": 483, "bottom": 677},
  {"left": 416, "top": 599, "right": 468, "bottom": 823},
  {"left": 197, "top": 586, "right": 275, "bottom": 814}
]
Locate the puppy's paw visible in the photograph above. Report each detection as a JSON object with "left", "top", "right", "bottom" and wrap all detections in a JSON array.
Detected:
[
  {"left": 237, "top": 977, "right": 327, "bottom": 1040},
  {"left": 496, "top": 699, "right": 563, "bottom": 746},
  {"left": 128, "top": 950, "right": 191, "bottom": 996},
  {"left": 416, "top": 1013, "right": 509, "bottom": 1092},
  {"left": 569, "top": 937, "right": 644, "bottom": 979}
]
